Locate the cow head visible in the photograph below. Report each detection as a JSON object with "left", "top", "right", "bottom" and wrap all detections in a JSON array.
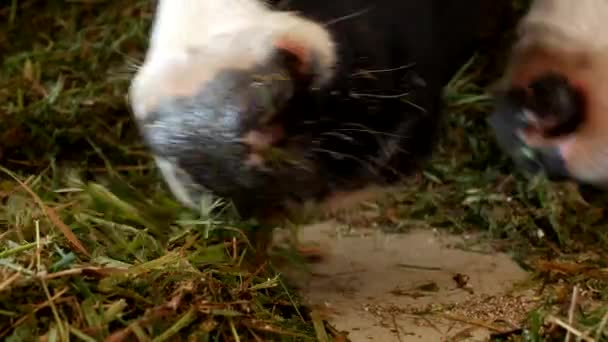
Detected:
[{"left": 490, "top": 0, "right": 608, "bottom": 194}]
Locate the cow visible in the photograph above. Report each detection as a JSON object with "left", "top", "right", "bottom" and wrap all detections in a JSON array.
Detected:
[
  {"left": 128, "top": 0, "right": 494, "bottom": 221},
  {"left": 489, "top": 0, "right": 608, "bottom": 199}
]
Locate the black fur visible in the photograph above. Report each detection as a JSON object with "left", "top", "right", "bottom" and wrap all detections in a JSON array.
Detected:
[{"left": 142, "top": 0, "right": 493, "bottom": 216}]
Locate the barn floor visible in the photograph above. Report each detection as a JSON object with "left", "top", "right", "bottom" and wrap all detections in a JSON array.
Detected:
[{"left": 291, "top": 220, "right": 532, "bottom": 342}]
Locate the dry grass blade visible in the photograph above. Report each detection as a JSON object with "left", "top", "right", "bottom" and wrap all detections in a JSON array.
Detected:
[
  {"left": 0, "top": 165, "right": 90, "bottom": 257},
  {"left": 437, "top": 312, "right": 506, "bottom": 333},
  {"left": 0, "top": 3, "right": 319, "bottom": 339},
  {"left": 1, "top": 0, "right": 608, "bottom": 340},
  {"left": 595, "top": 310, "right": 608, "bottom": 341},
  {"left": 1, "top": 287, "right": 70, "bottom": 338},
  {"left": 311, "top": 310, "right": 330, "bottom": 342},
  {"left": 547, "top": 315, "right": 596, "bottom": 342},
  {"left": 566, "top": 285, "right": 579, "bottom": 342},
  {"left": 0, "top": 272, "right": 21, "bottom": 292}
]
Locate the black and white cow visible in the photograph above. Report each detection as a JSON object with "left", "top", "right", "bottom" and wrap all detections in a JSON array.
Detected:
[
  {"left": 490, "top": 0, "right": 608, "bottom": 196},
  {"left": 128, "top": 0, "right": 491, "bottom": 217},
  {"left": 131, "top": 0, "right": 608, "bottom": 217}
]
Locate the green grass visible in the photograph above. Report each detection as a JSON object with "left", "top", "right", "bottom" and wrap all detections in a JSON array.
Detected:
[
  {"left": 1, "top": 0, "right": 608, "bottom": 341},
  {"left": 0, "top": 1, "right": 320, "bottom": 341}
]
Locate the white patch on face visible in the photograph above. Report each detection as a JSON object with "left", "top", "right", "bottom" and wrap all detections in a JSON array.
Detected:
[
  {"left": 520, "top": 0, "right": 608, "bottom": 51},
  {"left": 154, "top": 156, "right": 204, "bottom": 209},
  {"left": 559, "top": 135, "right": 608, "bottom": 187},
  {"left": 129, "top": 0, "right": 337, "bottom": 121}
]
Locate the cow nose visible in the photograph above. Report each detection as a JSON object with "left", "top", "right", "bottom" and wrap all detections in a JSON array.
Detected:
[
  {"left": 130, "top": 47, "right": 326, "bottom": 213},
  {"left": 140, "top": 69, "right": 289, "bottom": 165},
  {"left": 488, "top": 92, "right": 572, "bottom": 181},
  {"left": 143, "top": 72, "right": 289, "bottom": 199}
]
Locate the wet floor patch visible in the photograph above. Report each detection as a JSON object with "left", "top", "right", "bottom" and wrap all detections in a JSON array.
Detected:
[{"left": 284, "top": 221, "right": 537, "bottom": 341}]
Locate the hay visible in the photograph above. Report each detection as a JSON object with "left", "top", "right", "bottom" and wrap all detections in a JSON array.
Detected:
[{"left": 1, "top": 1, "right": 607, "bottom": 341}]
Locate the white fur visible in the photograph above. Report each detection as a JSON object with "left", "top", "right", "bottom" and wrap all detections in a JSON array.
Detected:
[
  {"left": 129, "top": 0, "right": 337, "bottom": 121},
  {"left": 154, "top": 156, "right": 202, "bottom": 209},
  {"left": 517, "top": 0, "right": 608, "bottom": 51},
  {"left": 510, "top": 0, "right": 608, "bottom": 187}
]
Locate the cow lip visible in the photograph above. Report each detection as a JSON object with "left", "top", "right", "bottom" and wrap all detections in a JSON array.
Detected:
[
  {"left": 240, "top": 124, "right": 286, "bottom": 152},
  {"left": 488, "top": 94, "right": 574, "bottom": 181}
]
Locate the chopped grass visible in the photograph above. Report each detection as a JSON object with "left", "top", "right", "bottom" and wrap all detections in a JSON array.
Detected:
[
  {"left": 0, "top": 163, "right": 322, "bottom": 340},
  {"left": 1, "top": 0, "right": 608, "bottom": 341},
  {"left": 1, "top": 1, "right": 321, "bottom": 340}
]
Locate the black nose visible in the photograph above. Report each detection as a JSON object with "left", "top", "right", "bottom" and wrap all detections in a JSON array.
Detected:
[
  {"left": 136, "top": 50, "right": 331, "bottom": 214},
  {"left": 525, "top": 72, "right": 585, "bottom": 138},
  {"left": 488, "top": 71, "right": 587, "bottom": 182}
]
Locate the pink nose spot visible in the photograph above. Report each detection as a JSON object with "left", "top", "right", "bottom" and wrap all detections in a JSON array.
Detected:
[
  {"left": 555, "top": 136, "right": 576, "bottom": 159},
  {"left": 242, "top": 125, "right": 285, "bottom": 152}
]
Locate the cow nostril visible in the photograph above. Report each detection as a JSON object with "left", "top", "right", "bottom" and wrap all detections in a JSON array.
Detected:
[{"left": 525, "top": 72, "right": 586, "bottom": 138}]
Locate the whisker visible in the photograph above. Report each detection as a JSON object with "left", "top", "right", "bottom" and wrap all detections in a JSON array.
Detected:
[
  {"left": 312, "top": 148, "right": 381, "bottom": 176},
  {"left": 351, "top": 63, "right": 416, "bottom": 77},
  {"left": 330, "top": 122, "right": 413, "bottom": 141},
  {"left": 321, "top": 127, "right": 410, "bottom": 157},
  {"left": 324, "top": 7, "right": 373, "bottom": 27},
  {"left": 349, "top": 91, "right": 411, "bottom": 100},
  {"left": 403, "top": 99, "right": 427, "bottom": 113},
  {"left": 320, "top": 131, "right": 357, "bottom": 143},
  {"left": 334, "top": 128, "right": 408, "bottom": 140},
  {"left": 332, "top": 123, "right": 414, "bottom": 156},
  {"left": 377, "top": 138, "right": 411, "bottom": 163},
  {"left": 125, "top": 60, "right": 143, "bottom": 73}
]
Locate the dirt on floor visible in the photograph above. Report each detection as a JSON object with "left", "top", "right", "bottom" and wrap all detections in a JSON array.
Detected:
[{"left": 281, "top": 221, "right": 539, "bottom": 342}]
